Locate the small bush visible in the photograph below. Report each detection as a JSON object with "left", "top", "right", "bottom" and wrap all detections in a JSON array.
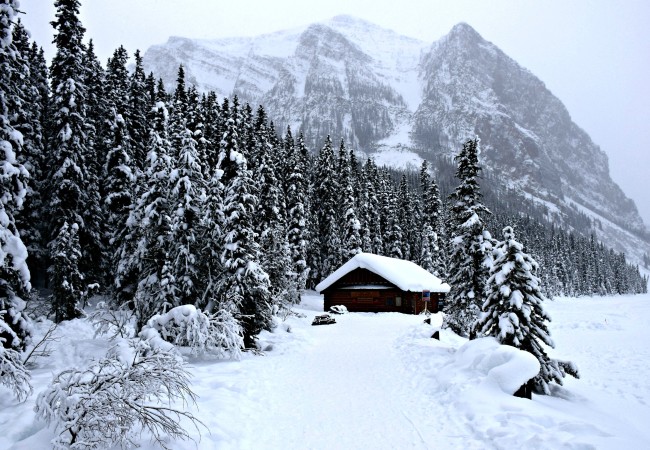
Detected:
[
  {"left": 35, "top": 338, "right": 204, "bottom": 450},
  {"left": 143, "top": 305, "right": 243, "bottom": 358}
]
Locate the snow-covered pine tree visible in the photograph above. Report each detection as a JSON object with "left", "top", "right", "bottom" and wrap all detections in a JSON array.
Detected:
[
  {"left": 419, "top": 160, "right": 445, "bottom": 276},
  {"left": 218, "top": 113, "right": 272, "bottom": 348},
  {"left": 200, "top": 91, "right": 221, "bottom": 175},
  {"left": 48, "top": 0, "right": 105, "bottom": 308},
  {"left": 80, "top": 40, "right": 110, "bottom": 284},
  {"left": 305, "top": 150, "right": 322, "bottom": 289},
  {"left": 103, "top": 48, "right": 134, "bottom": 237},
  {"left": 363, "top": 158, "right": 383, "bottom": 254},
  {"left": 397, "top": 174, "right": 416, "bottom": 261},
  {"left": 380, "top": 172, "right": 403, "bottom": 259},
  {"left": 103, "top": 108, "right": 134, "bottom": 263},
  {"left": 357, "top": 164, "right": 373, "bottom": 253},
  {"left": 81, "top": 40, "right": 108, "bottom": 189},
  {"left": 339, "top": 140, "right": 362, "bottom": 262},
  {"left": 48, "top": 222, "right": 93, "bottom": 322},
  {"left": 198, "top": 131, "right": 225, "bottom": 313},
  {"left": 444, "top": 138, "right": 493, "bottom": 338},
  {"left": 0, "top": 0, "right": 33, "bottom": 351},
  {"left": 315, "top": 136, "right": 342, "bottom": 276},
  {"left": 250, "top": 119, "right": 287, "bottom": 305},
  {"left": 419, "top": 222, "right": 439, "bottom": 275},
  {"left": 123, "top": 102, "right": 175, "bottom": 330},
  {"left": 129, "top": 50, "right": 150, "bottom": 171},
  {"left": 284, "top": 131, "right": 310, "bottom": 301},
  {"left": 167, "top": 98, "right": 204, "bottom": 308},
  {"left": 10, "top": 21, "right": 47, "bottom": 284},
  {"left": 255, "top": 124, "right": 292, "bottom": 306},
  {"left": 477, "top": 226, "right": 579, "bottom": 394}
]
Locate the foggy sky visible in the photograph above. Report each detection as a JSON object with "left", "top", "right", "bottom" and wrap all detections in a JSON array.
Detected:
[{"left": 20, "top": 0, "right": 650, "bottom": 226}]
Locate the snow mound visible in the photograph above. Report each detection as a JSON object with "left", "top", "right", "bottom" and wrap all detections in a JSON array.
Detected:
[{"left": 453, "top": 337, "right": 540, "bottom": 395}]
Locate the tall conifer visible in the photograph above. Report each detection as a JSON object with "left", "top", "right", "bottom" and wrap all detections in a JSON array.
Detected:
[{"left": 444, "top": 138, "right": 493, "bottom": 338}]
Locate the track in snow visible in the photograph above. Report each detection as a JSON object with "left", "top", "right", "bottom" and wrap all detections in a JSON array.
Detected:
[{"left": 185, "top": 293, "right": 480, "bottom": 450}]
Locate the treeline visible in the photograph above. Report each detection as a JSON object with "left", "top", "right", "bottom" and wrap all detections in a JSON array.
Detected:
[{"left": 1, "top": 0, "right": 647, "bottom": 358}]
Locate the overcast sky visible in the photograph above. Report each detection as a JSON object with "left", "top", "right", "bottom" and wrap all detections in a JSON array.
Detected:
[{"left": 20, "top": 0, "right": 650, "bottom": 226}]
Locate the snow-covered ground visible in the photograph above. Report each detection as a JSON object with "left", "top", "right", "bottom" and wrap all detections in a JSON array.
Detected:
[{"left": 2, "top": 292, "right": 650, "bottom": 449}]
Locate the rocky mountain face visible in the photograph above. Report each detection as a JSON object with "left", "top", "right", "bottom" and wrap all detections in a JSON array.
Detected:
[{"left": 142, "top": 15, "right": 649, "bottom": 260}]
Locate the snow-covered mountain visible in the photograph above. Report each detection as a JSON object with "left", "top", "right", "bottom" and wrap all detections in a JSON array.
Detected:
[{"left": 142, "top": 15, "right": 650, "bottom": 261}]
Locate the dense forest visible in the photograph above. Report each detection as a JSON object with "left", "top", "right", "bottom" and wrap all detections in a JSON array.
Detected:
[{"left": 1, "top": 0, "right": 647, "bottom": 360}]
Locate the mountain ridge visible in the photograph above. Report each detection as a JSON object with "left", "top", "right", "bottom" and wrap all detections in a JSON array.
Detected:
[{"left": 141, "top": 16, "right": 649, "bottom": 262}]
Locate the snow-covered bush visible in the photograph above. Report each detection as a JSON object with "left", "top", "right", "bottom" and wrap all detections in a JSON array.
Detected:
[
  {"left": 35, "top": 338, "right": 203, "bottom": 450},
  {"left": 0, "top": 346, "right": 32, "bottom": 401},
  {"left": 142, "top": 305, "right": 243, "bottom": 358}
]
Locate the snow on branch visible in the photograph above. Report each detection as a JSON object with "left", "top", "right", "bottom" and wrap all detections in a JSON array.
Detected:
[
  {"left": 141, "top": 304, "right": 243, "bottom": 359},
  {"left": 35, "top": 338, "right": 205, "bottom": 450},
  {"left": 0, "top": 346, "right": 32, "bottom": 402}
]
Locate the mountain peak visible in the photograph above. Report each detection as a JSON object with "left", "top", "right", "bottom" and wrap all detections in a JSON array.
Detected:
[
  {"left": 446, "top": 22, "right": 483, "bottom": 42},
  {"left": 329, "top": 14, "right": 372, "bottom": 26}
]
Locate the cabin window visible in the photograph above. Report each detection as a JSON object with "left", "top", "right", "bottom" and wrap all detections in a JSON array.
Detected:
[
  {"left": 395, "top": 297, "right": 402, "bottom": 307},
  {"left": 386, "top": 298, "right": 395, "bottom": 306}
]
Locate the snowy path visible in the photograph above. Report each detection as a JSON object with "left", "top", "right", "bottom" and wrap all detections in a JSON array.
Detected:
[{"left": 184, "top": 294, "right": 480, "bottom": 450}]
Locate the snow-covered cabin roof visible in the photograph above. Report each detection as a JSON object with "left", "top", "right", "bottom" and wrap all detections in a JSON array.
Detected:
[{"left": 316, "top": 253, "right": 450, "bottom": 293}]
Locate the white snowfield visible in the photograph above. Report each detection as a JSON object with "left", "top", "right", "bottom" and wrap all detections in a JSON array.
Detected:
[
  {"left": 316, "top": 252, "right": 451, "bottom": 293},
  {"left": 2, "top": 292, "right": 650, "bottom": 449}
]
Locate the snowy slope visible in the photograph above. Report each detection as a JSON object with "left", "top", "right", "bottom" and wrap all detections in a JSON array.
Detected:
[{"left": 3, "top": 292, "right": 650, "bottom": 449}]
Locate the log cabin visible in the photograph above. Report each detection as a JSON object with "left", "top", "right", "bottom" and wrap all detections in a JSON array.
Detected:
[{"left": 315, "top": 253, "right": 450, "bottom": 314}]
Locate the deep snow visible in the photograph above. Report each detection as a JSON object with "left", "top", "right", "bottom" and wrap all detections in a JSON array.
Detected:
[{"left": 2, "top": 292, "right": 650, "bottom": 449}]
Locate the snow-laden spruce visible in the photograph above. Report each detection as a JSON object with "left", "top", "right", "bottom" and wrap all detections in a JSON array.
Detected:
[
  {"left": 1, "top": 1, "right": 33, "bottom": 396},
  {"left": 217, "top": 103, "right": 273, "bottom": 348},
  {"left": 477, "top": 226, "right": 579, "bottom": 394},
  {"left": 444, "top": 138, "right": 494, "bottom": 338},
  {"left": 47, "top": 0, "right": 105, "bottom": 322}
]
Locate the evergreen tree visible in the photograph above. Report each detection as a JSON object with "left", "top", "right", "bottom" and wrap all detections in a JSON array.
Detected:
[
  {"left": 167, "top": 100, "right": 204, "bottom": 307},
  {"left": 478, "top": 226, "right": 579, "bottom": 394},
  {"left": 444, "top": 138, "right": 493, "bottom": 338},
  {"left": 0, "top": 0, "right": 32, "bottom": 350},
  {"left": 380, "top": 172, "right": 403, "bottom": 259},
  {"left": 10, "top": 21, "right": 47, "bottom": 283},
  {"left": 48, "top": 0, "right": 105, "bottom": 310},
  {"left": 419, "top": 222, "right": 439, "bottom": 275},
  {"left": 315, "top": 136, "right": 342, "bottom": 276},
  {"left": 48, "top": 222, "right": 88, "bottom": 322},
  {"left": 339, "top": 140, "right": 362, "bottom": 262},
  {"left": 397, "top": 174, "right": 416, "bottom": 261},
  {"left": 255, "top": 124, "right": 292, "bottom": 306},
  {"left": 127, "top": 102, "right": 175, "bottom": 330},
  {"left": 81, "top": 40, "right": 108, "bottom": 189},
  {"left": 128, "top": 50, "right": 150, "bottom": 171},
  {"left": 218, "top": 114, "right": 272, "bottom": 348},
  {"left": 199, "top": 132, "right": 225, "bottom": 312},
  {"left": 285, "top": 132, "right": 310, "bottom": 300},
  {"left": 362, "top": 159, "right": 383, "bottom": 254},
  {"left": 420, "top": 161, "right": 445, "bottom": 276},
  {"left": 102, "top": 47, "right": 134, "bottom": 244}
]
